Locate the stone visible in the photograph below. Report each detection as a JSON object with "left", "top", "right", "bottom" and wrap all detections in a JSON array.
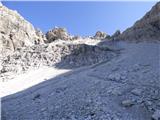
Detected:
[
  {"left": 46, "top": 27, "right": 71, "bottom": 42},
  {"left": 94, "top": 31, "right": 108, "bottom": 39},
  {"left": 118, "top": 2, "right": 160, "bottom": 41},
  {"left": 108, "top": 73, "right": 125, "bottom": 81},
  {"left": 131, "top": 88, "right": 142, "bottom": 96},
  {"left": 152, "top": 109, "right": 160, "bottom": 120},
  {"left": 121, "top": 100, "right": 134, "bottom": 107},
  {"left": 0, "top": 5, "right": 45, "bottom": 55},
  {"left": 112, "top": 30, "right": 121, "bottom": 40}
]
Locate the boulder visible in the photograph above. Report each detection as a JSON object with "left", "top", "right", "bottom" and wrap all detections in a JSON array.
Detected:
[{"left": 46, "top": 27, "right": 71, "bottom": 42}]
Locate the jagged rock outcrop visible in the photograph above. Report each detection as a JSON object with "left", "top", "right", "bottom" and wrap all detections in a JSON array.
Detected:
[
  {"left": 112, "top": 30, "right": 121, "bottom": 40},
  {"left": 0, "top": 5, "right": 45, "bottom": 55},
  {"left": 94, "top": 31, "right": 109, "bottom": 39},
  {"left": 119, "top": 2, "right": 160, "bottom": 41},
  {"left": 46, "top": 27, "right": 72, "bottom": 42}
]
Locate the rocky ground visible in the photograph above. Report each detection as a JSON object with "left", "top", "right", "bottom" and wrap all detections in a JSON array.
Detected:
[
  {"left": 2, "top": 41, "right": 160, "bottom": 120},
  {"left": 0, "top": 39, "right": 117, "bottom": 81}
]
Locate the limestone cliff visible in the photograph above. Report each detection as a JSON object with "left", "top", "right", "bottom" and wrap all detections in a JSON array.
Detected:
[
  {"left": 119, "top": 2, "right": 160, "bottom": 41},
  {"left": 0, "top": 5, "right": 45, "bottom": 55}
]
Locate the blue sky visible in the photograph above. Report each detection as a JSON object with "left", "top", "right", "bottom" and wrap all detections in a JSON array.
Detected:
[{"left": 2, "top": 1, "right": 156, "bottom": 36}]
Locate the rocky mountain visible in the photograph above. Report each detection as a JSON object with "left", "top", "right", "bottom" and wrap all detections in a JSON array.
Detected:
[
  {"left": 1, "top": 2, "right": 160, "bottom": 120},
  {"left": 119, "top": 2, "right": 160, "bottom": 41},
  {"left": 0, "top": 5, "right": 116, "bottom": 81},
  {"left": 0, "top": 4, "right": 45, "bottom": 55}
]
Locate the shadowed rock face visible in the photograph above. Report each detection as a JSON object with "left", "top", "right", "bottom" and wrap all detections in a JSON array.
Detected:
[
  {"left": 119, "top": 2, "right": 160, "bottom": 41},
  {"left": 0, "top": 5, "right": 45, "bottom": 55}
]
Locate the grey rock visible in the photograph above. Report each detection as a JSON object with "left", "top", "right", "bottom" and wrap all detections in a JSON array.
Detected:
[
  {"left": 94, "top": 31, "right": 108, "bottom": 40},
  {"left": 131, "top": 88, "right": 143, "bottom": 96},
  {"left": 0, "top": 5, "right": 45, "bottom": 55},
  {"left": 152, "top": 109, "right": 160, "bottom": 120},
  {"left": 46, "top": 27, "right": 71, "bottom": 42},
  {"left": 108, "top": 73, "right": 121, "bottom": 81},
  {"left": 121, "top": 100, "right": 134, "bottom": 107},
  {"left": 119, "top": 2, "right": 160, "bottom": 41},
  {"left": 112, "top": 30, "right": 121, "bottom": 40}
]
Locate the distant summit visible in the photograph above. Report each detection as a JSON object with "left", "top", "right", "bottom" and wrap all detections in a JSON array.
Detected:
[{"left": 119, "top": 2, "right": 160, "bottom": 41}]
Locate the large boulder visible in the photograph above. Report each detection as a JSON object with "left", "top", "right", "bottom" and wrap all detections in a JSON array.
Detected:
[
  {"left": 0, "top": 5, "right": 45, "bottom": 55},
  {"left": 46, "top": 27, "right": 72, "bottom": 42},
  {"left": 119, "top": 2, "right": 160, "bottom": 41}
]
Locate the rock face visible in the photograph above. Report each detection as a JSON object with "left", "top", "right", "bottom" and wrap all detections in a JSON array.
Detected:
[
  {"left": 0, "top": 5, "right": 45, "bottom": 55},
  {"left": 119, "top": 2, "right": 160, "bottom": 41},
  {"left": 94, "top": 31, "right": 108, "bottom": 39},
  {"left": 46, "top": 27, "right": 72, "bottom": 42},
  {"left": 112, "top": 30, "right": 121, "bottom": 40}
]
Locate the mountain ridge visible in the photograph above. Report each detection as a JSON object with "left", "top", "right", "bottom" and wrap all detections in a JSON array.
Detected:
[{"left": 118, "top": 2, "right": 160, "bottom": 41}]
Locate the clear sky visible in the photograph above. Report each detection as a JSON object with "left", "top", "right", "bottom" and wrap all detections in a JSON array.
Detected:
[{"left": 2, "top": 1, "right": 156, "bottom": 36}]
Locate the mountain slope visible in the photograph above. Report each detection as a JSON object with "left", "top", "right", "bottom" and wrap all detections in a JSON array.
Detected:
[
  {"left": 1, "top": 2, "right": 160, "bottom": 120},
  {"left": 0, "top": 5, "right": 45, "bottom": 55},
  {"left": 119, "top": 2, "right": 160, "bottom": 41},
  {"left": 2, "top": 41, "right": 160, "bottom": 120}
]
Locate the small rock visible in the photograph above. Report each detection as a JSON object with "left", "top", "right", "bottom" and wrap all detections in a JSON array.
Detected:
[
  {"left": 131, "top": 88, "right": 142, "bottom": 96},
  {"left": 152, "top": 109, "right": 160, "bottom": 120},
  {"left": 121, "top": 100, "right": 134, "bottom": 107},
  {"left": 108, "top": 73, "right": 121, "bottom": 81},
  {"left": 41, "top": 108, "right": 46, "bottom": 112},
  {"left": 145, "top": 101, "right": 152, "bottom": 106},
  {"left": 33, "top": 93, "right": 41, "bottom": 100}
]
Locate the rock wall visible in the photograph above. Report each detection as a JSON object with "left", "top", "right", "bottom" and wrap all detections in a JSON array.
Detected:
[
  {"left": 0, "top": 5, "right": 45, "bottom": 55},
  {"left": 119, "top": 2, "right": 160, "bottom": 41}
]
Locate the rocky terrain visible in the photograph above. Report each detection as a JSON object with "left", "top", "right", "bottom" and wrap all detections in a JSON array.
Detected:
[
  {"left": 1, "top": 2, "right": 160, "bottom": 120},
  {"left": 119, "top": 2, "right": 160, "bottom": 41},
  {"left": 2, "top": 41, "right": 160, "bottom": 120},
  {"left": 0, "top": 3, "right": 117, "bottom": 81},
  {"left": 0, "top": 40, "right": 117, "bottom": 81},
  {"left": 0, "top": 4, "right": 45, "bottom": 55}
]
